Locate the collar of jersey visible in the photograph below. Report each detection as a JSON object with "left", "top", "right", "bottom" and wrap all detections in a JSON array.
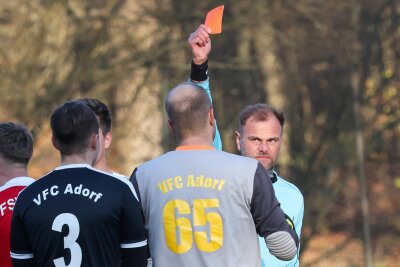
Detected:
[
  {"left": 266, "top": 168, "right": 278, "bottom": 183},
  {"left": 176, "top": 145, "right": 215, "bottom": 151},
  {"left": 55, "top": 163, "right": 92, "bottom": 170},
  {"left": 271, "top": 171, "right": 278, "bottom": 183},
  {"left": 0, "top": 176, "right": 34, "bottom": 191}
]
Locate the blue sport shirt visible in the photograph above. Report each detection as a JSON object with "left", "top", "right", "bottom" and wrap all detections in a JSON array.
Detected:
[
  {"left": 190, "top": 76, "right": 304, "bottom": 266},
  {"left": 260, "top": 172, "right": 304, "bottom": 267}
]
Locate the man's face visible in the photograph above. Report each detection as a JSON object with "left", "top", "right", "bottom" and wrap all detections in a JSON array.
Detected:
[
  {"left": 235, "top": 115, "right": 283, "bottom": 170},
  {"left": 95, "top": 128, "right": 111, "bottom": 164}
]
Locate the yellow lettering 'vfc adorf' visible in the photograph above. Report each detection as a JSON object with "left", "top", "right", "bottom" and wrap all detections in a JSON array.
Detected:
[{"left": 157, "top": 174, "right": 226, "bottom": 194}]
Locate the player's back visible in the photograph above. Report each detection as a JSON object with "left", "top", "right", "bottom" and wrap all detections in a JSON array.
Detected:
[
  {"left": 134, "top": 148, "right": 276, "bottom": 267},
  {"left": 11, "top": 164, "right": 145, "bottom": 267},
  {"left": 0, "top": 177, "right": 34, "bottom": 267}
]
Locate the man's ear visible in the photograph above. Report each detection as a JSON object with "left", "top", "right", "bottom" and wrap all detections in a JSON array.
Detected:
[
  {"left": 51, "top": 135, "right": 60, "bottom": 151},
  {"left": 167, "top": 120, "right": 176, "bottom": 135},
  {"left": 90, "top": 133, "right": 99, "bottom": 151},
  {"left": 209, "top": 108, "right": 215, "bottom": 126},
  {"left": 235, "top": 131, "right": 242, "bottom": 152},
  {"left": 104, "top": 132, "right": 112, "bottom": 149}
]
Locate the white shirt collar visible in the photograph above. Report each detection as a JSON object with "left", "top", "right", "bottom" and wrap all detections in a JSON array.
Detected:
[
  {"left": 54, "top": 163, "right": 92, "bottom": 171},
  {"left": 0, "top": 176, "right": 35, "bottom": 192}
]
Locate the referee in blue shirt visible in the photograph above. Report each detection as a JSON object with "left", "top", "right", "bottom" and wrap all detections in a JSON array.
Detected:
[{"left": 188, "top": 25, "right": 304, "bottom": 267}]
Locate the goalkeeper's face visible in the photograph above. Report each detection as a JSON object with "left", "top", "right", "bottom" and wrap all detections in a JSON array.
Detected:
[{"left": 235, "top": 116, "right": 282, "bottom": 170}]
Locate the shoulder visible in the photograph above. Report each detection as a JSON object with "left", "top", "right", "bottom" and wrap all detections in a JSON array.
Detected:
[
  {"left": 0, "top": 176, "right": 35, "bottom": 193},
  {"left": 69, "top": 165, "right": 126, "bottom": 183},
  {"left": 210, "top": 151, "right": 265, "bottom": 181},
  {"left": 111, "top": 171, "right": 127, "bottom": 180},
  {"left": 87, "top": 167, "right": 139, "bottom": 200},
  {"left": 31, "top": 166, "right": 136, "bottom": 197},
  {"left": 137, "top": 150, "right": 260, "bottom": 174},
  {"left": 275, "top": 175, "right": 303, "bottom": 200},
  {"left": 214, "top": 150, "right": 261, "bottom": 168},
  {"left": 16, "top": 174, "right": 49, "bottom": 198}
]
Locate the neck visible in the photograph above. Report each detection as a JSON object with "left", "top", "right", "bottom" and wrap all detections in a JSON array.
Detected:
[
  {"left": 178, "top": 135, "right": 214, "bottom": 147},
  {"left": 60, "top": 154, "right": 94, "bottom": 167},
  {"left": 0, "top": 166, "right": 28, "bottom": 186},
  {"left": 93, "top": 158, "right": 112, "bottom": 174}
]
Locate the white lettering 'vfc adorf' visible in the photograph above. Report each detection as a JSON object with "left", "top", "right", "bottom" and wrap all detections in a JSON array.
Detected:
[{"left": 33, "top": 184, "right": 103, "bottom": 206}]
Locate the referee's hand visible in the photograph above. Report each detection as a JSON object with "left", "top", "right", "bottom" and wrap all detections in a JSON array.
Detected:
[{"left": 188, "top": 24, "right": 212, "bottom": 65}]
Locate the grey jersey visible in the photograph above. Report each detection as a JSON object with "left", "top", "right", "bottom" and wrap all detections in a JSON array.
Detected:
[{"left": 131, "top": 148, "right": 297, "bottom": 267}]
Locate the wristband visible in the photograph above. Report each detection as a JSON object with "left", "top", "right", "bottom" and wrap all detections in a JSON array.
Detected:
[{"left": 190, "top": 60, "right": 208, "bottom": 82}]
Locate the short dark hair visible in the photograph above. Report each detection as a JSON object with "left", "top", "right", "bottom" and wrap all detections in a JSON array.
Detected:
[
  {"left": 238, "top": 103, "right": 285, "bottom": 133},
  {"left": 0, "top": 122, "right": 33, "bottom": 165},
  {"left": 165, "top": 82, "right": 212, "bottom": 138},
  {"left": 50, "top": 100, "right": 99, "bottom": 156},
  {"left": 79, "top": 98, "right": 112, "bottom": 134}
]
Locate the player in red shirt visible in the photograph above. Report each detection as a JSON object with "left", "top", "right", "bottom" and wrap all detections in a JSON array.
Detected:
[{"left": 0, "top": 122, "right": 35, "bottom": 267}]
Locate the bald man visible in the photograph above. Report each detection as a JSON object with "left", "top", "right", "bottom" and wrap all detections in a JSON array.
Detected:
[{"left": 130, "top": 83, "right": 299, "bottom": 267}]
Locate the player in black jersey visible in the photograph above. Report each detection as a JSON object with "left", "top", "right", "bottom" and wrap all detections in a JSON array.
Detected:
[
  {"left": 10, "top": 100, "right": 148, "bottom": 267},
  {"left": 79, "top": 98, "right": 126, "bottom": 178}
]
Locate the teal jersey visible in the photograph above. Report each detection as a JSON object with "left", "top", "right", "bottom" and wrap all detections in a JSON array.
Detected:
[
  {"left": 260, "top": 172, "right": 304, "bottom": 267},
  {"left": 191, "top": 72, "right": 304, "bottom": 266}
]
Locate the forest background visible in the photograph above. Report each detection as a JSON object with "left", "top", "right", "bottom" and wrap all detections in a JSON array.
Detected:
[{"left": 0, "top": 0, "right": 399, "bottom": 266}]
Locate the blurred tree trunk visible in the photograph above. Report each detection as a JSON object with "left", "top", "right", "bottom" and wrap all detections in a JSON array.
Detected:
[{"left": 352, "top": 71, "right": 373, "bottom": 267}]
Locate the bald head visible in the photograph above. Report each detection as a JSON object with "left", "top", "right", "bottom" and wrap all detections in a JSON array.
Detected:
[{"left": 165, "top": 82, "right": 212, "bottom": 140}]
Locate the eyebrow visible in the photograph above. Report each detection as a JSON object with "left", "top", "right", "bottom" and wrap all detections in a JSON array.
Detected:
[{"left": 247, "top": 136, "right": 280, "bottom": 141}]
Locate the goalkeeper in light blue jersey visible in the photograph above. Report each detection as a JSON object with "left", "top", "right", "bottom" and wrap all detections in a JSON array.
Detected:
[{"left": 188, "top": 24, "right": 304, "bottom": 267}]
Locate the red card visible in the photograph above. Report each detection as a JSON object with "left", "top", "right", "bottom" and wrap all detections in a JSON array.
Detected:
[{"left": 205, "top": 5, "right": 224, "bottom": 34}]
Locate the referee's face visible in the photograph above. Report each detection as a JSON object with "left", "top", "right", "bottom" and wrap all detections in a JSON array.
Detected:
[{"left": 236, "top": 116, "right": 282, "bottom": 170}]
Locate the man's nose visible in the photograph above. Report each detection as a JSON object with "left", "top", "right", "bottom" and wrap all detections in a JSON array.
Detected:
[{"left": 258, "top": 142, "right": 269, "bottom": 152}]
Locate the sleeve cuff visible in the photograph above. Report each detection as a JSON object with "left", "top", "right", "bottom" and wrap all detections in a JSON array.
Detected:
[{"left": 190, "top": 60, "right": 208, "bottom": 82}]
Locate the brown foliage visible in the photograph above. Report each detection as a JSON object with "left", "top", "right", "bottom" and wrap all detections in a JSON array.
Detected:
[{"left": 0, "top": 0, "right": 399, "bottom": 264}]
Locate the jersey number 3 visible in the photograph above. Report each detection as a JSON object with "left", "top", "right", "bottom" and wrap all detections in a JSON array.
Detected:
[
  {"left": 163, "top": 199, "right": 223, "bottom": 254},
  {"left": 52, "top": 213, "right": 82, "bottom": 267}
]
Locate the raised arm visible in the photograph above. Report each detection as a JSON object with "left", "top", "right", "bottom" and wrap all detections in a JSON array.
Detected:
[{"left": 188, "top": 24, "right": 222, "bottom": 150}]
